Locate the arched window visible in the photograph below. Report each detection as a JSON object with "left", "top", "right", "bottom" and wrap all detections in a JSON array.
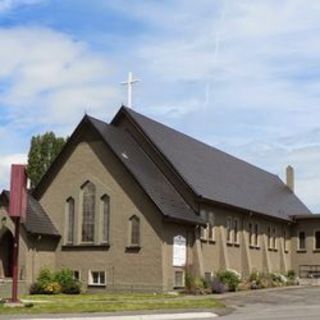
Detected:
[
  {"left": 81, "top": 181, "right": 96, "bottom": 242},
  {"left": 66, "top": 197, "right": 75, "bottom": 244},
  {"left": 101, "top": 195, "right": 110, "bottom": 243},
  {"left": 129, "top": 215, "right": 140, "bottom": 246}
]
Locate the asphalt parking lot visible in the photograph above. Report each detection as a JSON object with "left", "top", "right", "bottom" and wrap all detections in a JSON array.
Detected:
[{"left": 220, "top": 286, "right": 320, "bottom": 319}]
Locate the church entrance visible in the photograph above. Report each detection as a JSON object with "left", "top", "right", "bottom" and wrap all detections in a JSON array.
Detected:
[{"left": 0, "top": 229, "right": 14, "bottom": 278}]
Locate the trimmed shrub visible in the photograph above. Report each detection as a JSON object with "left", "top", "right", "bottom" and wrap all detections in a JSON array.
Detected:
[
  {"left": 31, "top": 268, "right": 56, "bottom": 294},
  {"left": 184, "top": 271, "right": 207, "bottom": 294},
  {"left": 287, "top": 270, "right": 296, "bottom": 280},
  {"left": 30, "top": 268, "right": 81, "bottom": 295},
  {"left": 216, "top": 269, "right": 241, "bottom": 292},
  {"left": 185, "top": 271, "right": 194, "bottom": 292},
  {"left": 62, "top": 281, "right": 81, "bottom": 294},
  {"left": 54, "top": 268, "right": 81, "bottom": 294},
  {"left": 29, "top": 282, "right": 43, "bottom": 294},
  {"left": 270, "top": 272, "right": 288, "bottom": 286},
  {"left": 43, "top": 282, "right": 61, "bottom": 294}
]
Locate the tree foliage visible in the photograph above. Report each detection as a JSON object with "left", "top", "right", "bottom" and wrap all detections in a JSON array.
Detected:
[{"left": 27, "top": 132, "right": 66, "bottom": 187}]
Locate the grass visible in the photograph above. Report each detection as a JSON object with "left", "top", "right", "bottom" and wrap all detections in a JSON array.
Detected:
[{"left": 0, "top": 292, "right": 224, "bottom": 315}]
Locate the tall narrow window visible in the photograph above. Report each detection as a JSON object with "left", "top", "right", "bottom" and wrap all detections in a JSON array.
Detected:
[
  {"left": 101, "top": 195, "right": 110, "bottom": 243},
  {"left": 298, "top": 231, "right": 306, "bottom": 250},
  {"left": 272, "top": 227, "right": 277, "bottom": 249},
  {"left": 283, "top": 229, "right": 288, "bottom": 252},
  {"left": 248, "top": 222, "right": 253, "bottom": 246},
  {"left": 208, "top": 212, "right": 215, "bottom": 241},
  {"left": 66, "top": 197, "right": 75, "bottom": 244},
  {"left": 233, "top": 219, "right": 239, "bottom": 244},
  {"left": 315, "top": 231, "right": 320, "bottom": 250},
  {"left": 82, "top": 181, "right": 96, "bottom": 242},
  {"left": 268, "top": 226, "right": 272, "bottom": 249},
  {"left": 130, "top": 215, "right": 140, "bottom": 246},
  {"left": 226, "top": 217, "right": 232, "bottom": 243},
  {"left": 174, "top": 270, "right": 184, "bottom": 288},
  {"left": 254, "top": 223, "right": 259, "bottom": 247},
  {"left": 200, "top": 210, "right": 207, "bottom": 240}
]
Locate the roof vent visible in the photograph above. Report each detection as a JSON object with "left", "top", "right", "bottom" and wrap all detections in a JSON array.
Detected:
[{"left": 286, "top": 165, "right": 294, "bottom": 192}]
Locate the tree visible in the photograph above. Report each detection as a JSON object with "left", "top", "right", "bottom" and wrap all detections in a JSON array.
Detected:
[{"left": 27, "top": 132, "right": 67, "bottom": 188}]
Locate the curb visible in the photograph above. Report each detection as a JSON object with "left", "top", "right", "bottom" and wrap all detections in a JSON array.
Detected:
[
  {"left": 0, "top": 311, "right": 221, "bottom": 320},
  {"left": 212, "top": 285, "right": 304, "bottom": 300}
]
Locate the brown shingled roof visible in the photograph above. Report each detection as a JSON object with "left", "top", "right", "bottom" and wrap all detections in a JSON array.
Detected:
[
  {"left": 1, "top": 191, "right": 60, "bottom": 237},
  {"left": 87, "top": 116, "right": 203, "bottom": 225}
]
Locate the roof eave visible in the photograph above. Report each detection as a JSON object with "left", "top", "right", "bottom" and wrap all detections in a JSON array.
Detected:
[
  {"left": 163, "top": 215, "right": 205, "bottom": 226},
  {"left": 290, "top": 214, "right": 320, "bottom": 221},
  {"left": 198, "top": 195, "right": 294, "bottom": 223}
]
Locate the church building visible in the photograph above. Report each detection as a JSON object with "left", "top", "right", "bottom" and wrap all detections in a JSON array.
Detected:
[{"left": 1, "top": 106, "right": 320, "bottom": 293}]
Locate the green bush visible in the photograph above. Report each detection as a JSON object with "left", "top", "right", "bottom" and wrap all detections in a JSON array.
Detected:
[
  {"left": 185, "top": 271, "right": 194, "bottom": 292},
  {"left": 249, "top": 270, "right": 260, "bottom": 282},
  {"left": 62, "top": 281, "right": 81, "bottom": 294},
  {"left": 270, "top": 272, "right": 288, "bottom": 286},
  {"left": 54, "top": 268, "right": 81, "bottom": 294},
  {"left": 31, "top": 268, "right": 56, "bottom": 294},
  {"left": 216, "top": 270, "right": 241, "bottom": 292},
  {"left": 287, "top": 270, "right": 296, "bottom": 280},
  {"left": 184, "top": 271, "right": 208, "bottom": 294},
  {"left": 30, "top": 268, "right": 81, "bottom": 295}
]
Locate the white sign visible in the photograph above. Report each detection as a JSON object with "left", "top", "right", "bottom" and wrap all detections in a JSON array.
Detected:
[{"left": 173, "top": 235, "right": 186, "bottom": 267}]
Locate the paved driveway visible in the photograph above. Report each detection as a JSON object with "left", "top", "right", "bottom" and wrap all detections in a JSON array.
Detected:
[{"left": 220, "top": 286, "right": 320, "bottom": 319}]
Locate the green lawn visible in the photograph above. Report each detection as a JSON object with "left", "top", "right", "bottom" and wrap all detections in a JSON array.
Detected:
[{"left": 0, "top": 293, "right": 224, "bottom": 314}]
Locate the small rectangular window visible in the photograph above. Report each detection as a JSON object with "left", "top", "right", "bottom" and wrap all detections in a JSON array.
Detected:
[
  {"left": 298, "top": 231, "right": 306, "bottom": 250},
  {"left": 88, "top": 270, "right": 106, "bottom": 286},
  {"left": 73, "top": 270, "right": 80, "bottom": 281},
  {"left": 174, "top": 270, "right": 185, "bottom": 288},
  {"left": 204, "top": 272, "right": 212, "bottom": 286},
  {"left": 315, "top": 231, "right": 320, "bottom": 250}
]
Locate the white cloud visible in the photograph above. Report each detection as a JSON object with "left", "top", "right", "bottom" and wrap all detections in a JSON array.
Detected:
[
  {"left": 0, "top": 27, "right": 120, "bottom": 129},
  {"left": 0, "top": 26, "right": 121, "bottom": 188},
  {"left": 0, "top": 0, "right": 43, "bottom": 13}
]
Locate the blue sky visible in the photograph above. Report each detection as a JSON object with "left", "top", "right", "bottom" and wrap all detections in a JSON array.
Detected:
[{"left": 1, "top": 0, "right": 320, "bottom": 211}]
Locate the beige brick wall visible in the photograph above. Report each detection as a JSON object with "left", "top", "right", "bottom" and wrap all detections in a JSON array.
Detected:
[
  {"left": 291, "top": 219, "right": 320, "bottom": 276},
  {"left": 198, "top": 204, "right": 292, "bottom": 278},
  {"left": 39, "top": 128, "right": 164, "bottom": 291}
]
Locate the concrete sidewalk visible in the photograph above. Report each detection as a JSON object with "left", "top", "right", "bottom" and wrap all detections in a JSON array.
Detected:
[{"left": 0, "top": 311, "right": 220, "bottom": 320}]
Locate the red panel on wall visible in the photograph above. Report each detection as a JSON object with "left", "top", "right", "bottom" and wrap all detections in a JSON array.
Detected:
[{"left": 9, "top": 164, "right": 27, "bottom": 220}]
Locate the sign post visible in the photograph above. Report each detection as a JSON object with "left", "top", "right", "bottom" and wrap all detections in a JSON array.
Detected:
[{"left": 8, "top": 164, "right": 27, "bottom": 303}]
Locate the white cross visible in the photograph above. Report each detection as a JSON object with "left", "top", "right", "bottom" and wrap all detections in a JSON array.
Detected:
[{"left": 121, "top": 72, "right": 140, "bottom": 108}]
